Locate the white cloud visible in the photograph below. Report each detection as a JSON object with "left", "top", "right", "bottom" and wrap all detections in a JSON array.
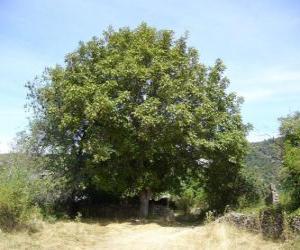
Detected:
[
  {"left": 261, "top": 69, "right": 300, "bottom": 83},
  {"left": 233, "top": 68, "right": 300, "bottom": 102},
  {"left": 0, "top": 140, "right": 12, "bottom": 154},
  {"left": 247, "top": 131, "right": 278, "bottom": 142},
  {"left": 240, "top": 89, "right": 274, "bottom": 102}
]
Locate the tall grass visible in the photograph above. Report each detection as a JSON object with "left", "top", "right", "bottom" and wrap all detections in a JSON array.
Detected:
[{"left": 0, "top": 220, "right": 291, "bottom": 249}]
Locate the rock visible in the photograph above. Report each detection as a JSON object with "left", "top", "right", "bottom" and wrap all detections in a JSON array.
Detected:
[
  {"left": 258, "top": 183, "right": 284, "bottom": 239},
  {"left": 260, "top": 206, "right": 284, "bottom": 239},
  {"left": 265, "top": 184, "right": 280, "bottom": 206},
  {"left": 289, "top": 216, "right": 300, "bottom": 233},
  {"left": 220, "top": 212, "right": 260, "bottom": 233}
]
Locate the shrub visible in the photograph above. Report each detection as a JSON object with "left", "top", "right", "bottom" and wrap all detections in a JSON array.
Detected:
[
  {"left": 174, "top": 180, "right": 207, "bottom": 215},
  {"left": 279, "top": 112, "right": 300, "bottom": 211},
  {"left": 236, "top": 169, "right": 265, "bottom": 209},
  {"left": 0, "top": 165, "right": 37, "bottom": 231},
  {"left": 7, "top": 153, "right": 71, "bottom": 218},
  {"left": 205, "top": 210, "right": 216, "bottom": 224}
]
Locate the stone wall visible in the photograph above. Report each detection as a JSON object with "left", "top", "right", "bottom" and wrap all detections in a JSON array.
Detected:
[
  {"left": 80, "top": 204, "right": 140, "bottom": 218},
  {"left": 219, "top": 212, "right": 260, "bottom": 233},
  {"left": 289, "top": 216, "right": 300, "bottom": 233},
  {"left": 259, "top": 206, "right": 284, "bottom": 239},
  {"left": 149, "top": 204, "right": 175, "bottom": 221},
  {"left": 79, "top": 203, "right": 174, "bottom": 220},
  {"left": 222, "top": 210, "right": 300, "bottom": 240}
]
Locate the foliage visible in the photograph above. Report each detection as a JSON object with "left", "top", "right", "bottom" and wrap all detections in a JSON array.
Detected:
[
  {"left": 204, "top": 210, "right": 216, "bottom": 224},
  {"left": 245, "top": 138, "right": 282, "bottom": 187},
  {"left": 13, "top": 132, "right": 79, "bottom": 216},
  {"left": 236, "top": 168, "right": 266, "bottom": 208},
  {"left": 279, "top": 112, "right": 300, "bottom": 211},
  {"left": 174, "top": 178, "right": 207, "bottom": 214},
  {"left": 0, "top": 153, "right": 12, "bottom": 166},
  {"left": 0, "top": 162, "right": 40, "bottom": 231},
  {"left": 26, "top": 23, "right": 249, "bottom": 212},
  {"left": 0, "top": 151, "right": 68, "bottom": 230}
]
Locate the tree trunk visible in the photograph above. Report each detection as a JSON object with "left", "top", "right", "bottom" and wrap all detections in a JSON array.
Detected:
[{"left": 139, "top": 188, "right": 152, "bottom": 218}]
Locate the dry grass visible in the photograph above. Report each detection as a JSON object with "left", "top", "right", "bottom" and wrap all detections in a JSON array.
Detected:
[{"left": 0, "top": 219, "right": 295, "bottom": 250}]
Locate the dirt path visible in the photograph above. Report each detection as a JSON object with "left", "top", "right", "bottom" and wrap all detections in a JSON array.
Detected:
[
  {"left": 95, "top": 222, "right": 284, "bottom": 250},
  {"left": 0, "top": 220, "right": 288, "bottom": 250}
]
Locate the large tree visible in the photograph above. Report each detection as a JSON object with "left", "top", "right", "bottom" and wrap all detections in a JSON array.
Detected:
[{"left": 27, "top": 24, "right": 248, "bottom": 216}]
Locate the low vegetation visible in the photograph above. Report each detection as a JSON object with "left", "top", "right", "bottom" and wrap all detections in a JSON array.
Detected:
[
  {"left": 0, "top": 220, "right": 294, "bottom": 250},
  {"left": 0, "top": 159, "right": 39, "bottom": 231}
]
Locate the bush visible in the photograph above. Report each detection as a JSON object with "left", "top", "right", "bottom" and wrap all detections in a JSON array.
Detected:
[
  {"left": 174, "top": 180, "right": 207, "bottom": 215},
  {"left": 6, "top": 153, "right": 71, "bottom": 218},
  {"left": 236, "top": 169, "right": 266, "bottom": 209},
  {"left": 0, "top": 165, "right": 38, "bottom": 231},
  {"left": 279, "top": 112, "right": 300, "bottom": 211}
]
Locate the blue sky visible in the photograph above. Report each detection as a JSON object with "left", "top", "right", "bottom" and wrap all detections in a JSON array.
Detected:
[{"left": 0, "top": 0, "right": 300, "bottom": 152}]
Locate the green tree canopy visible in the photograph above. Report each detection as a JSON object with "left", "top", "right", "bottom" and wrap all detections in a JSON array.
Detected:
[
  {"left": 27, "top": 23, "right": 248, "bottom": 215},
  {"left": 280, "top": 112, "right": 300, "bottom": 210}
]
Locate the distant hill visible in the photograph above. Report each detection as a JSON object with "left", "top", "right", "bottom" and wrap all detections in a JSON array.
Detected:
[
  {"left": 245, "top": 138, "right": 283, "bottom": 187},
  {"left": 0, "top": 140, "right": 283, "bottom": 188},
  {"left": 0, "top": 153, "right": 12, "bottom": 167}
]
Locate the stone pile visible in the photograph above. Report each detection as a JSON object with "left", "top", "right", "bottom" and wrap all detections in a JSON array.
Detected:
[
  {"left": 222, "top": 183, "right": 285, "bottom": 239},
  {"left": 220, "top": 212, "right": 260, "bottom": 233}
]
